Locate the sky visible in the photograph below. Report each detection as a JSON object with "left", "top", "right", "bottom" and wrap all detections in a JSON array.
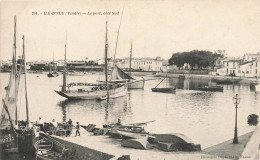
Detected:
[{"left": 0, "top": 0, "right": 260, "bottom": 61}]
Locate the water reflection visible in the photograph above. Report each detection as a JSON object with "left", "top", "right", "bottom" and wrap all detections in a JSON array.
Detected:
[{"left": 57, "top": 96, "right": 130, "bottom": 125}]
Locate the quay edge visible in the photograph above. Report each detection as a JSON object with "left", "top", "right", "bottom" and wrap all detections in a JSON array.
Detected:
[{"left": 154, "top": 73, "right": 256, "bottom": 85}]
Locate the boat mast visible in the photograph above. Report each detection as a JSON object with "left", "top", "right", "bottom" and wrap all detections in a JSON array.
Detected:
[
  {"left": 105, "top": 19, "right": 108, "bottom": 90},
  {"left": 22, "top": 35, "right": 29, "bottom": 128},
  {"left": 13, "top": 15, "right": 18, "bottom": 126},
  {"left": 62, "top": 34, "right": 67, "bottom": 92},
  {"left": 129, "top": 41, "right": 132, "bottom": 77}
]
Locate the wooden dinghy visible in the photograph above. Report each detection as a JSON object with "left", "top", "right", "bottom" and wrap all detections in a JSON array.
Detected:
[
  {"left": 34, "top": 138, "right": 63, "bottom": 160},
  {"left": 34, "top": 132, "right": 72, "bottom": 160}
]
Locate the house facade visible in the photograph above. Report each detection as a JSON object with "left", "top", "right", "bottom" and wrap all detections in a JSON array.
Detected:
[
  {"left": 216, "top": 59, "right": 241, "bottom": 76},
  {"left": 117, "top": 57, "right": 164, "bottom": 71}
]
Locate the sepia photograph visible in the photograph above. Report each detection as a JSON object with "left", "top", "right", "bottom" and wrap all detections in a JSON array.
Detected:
[{"left": 0, "top": 0, "right": 259, "bottom": 159}]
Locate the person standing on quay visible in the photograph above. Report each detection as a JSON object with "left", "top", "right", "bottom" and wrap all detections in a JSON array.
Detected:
[
  {"left": 76, "top": 122, "right": 80, "bottom": 136},
  {"left": 38, "top": 116, "right": 44, "bottom": 131}
]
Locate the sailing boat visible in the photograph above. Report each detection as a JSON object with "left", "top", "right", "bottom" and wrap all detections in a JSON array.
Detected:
[
  {"left": 108, "top": 42, "right": 145, "bottom": 89},
  {"left": 55, "top": 20, "right": 127, "bottom": 100},
  {"left": 151, "top": 75, "right": 176, "bottom": 93},
  {"left": 0, "top": 16, "right": 37, "bottom": 154},
  {"left": 47, "top": 54, "right": 59, "bottom": 77}
]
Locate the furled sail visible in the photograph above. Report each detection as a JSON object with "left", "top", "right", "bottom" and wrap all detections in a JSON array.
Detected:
[
  {"left": 0, "top": 57, "right": 20, "bottom": 130},
  {"left": 109, "top": 65, "right": 134, "bottom": 81}
]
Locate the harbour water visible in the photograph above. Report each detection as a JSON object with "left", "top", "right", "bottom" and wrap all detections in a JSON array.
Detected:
[{"left": 0, "top": 72, "right": 259, "bottom": 150}]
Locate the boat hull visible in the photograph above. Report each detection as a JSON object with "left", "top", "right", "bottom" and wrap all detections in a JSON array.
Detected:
[
  {"left": 250, "top": 82, "right": 260, "bottom": 91},
  {"left": 55, "top": 85, "right": 127, "bottom": 100},
  {"left": 118, "top": 130, "right": 149, "bottom": 140},
  {"left": 34, "top": 132, "right": 62, "bottom": 160},
  {"left": 47, "top": 73, "right": 59, "bottom": 77},
  {"left": 151, "top": 87, "right": 176, "bottom": 93},
  {"left": 198, "top": 86, "right": 223, "bottom": 92},
  {"left": 1, "top": 128, "right": 37, "bottom": 154}
]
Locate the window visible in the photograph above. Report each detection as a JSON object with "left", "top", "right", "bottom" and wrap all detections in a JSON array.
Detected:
[
  {"left": 256, "top": 69, "right": 257, "bottom": 74},
  {"left": 227, "top": 62, "right": 229, "bottom": 66},
  {"left": 256, "top": 62, "right": 258, "bottom": 67}
]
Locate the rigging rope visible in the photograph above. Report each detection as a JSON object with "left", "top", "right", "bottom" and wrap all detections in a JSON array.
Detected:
[{"left": 113, "top": 4, "right": 125, "bottom": 62}]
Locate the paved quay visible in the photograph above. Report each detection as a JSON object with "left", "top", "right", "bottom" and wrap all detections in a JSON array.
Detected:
[
  {"left": 202, "top": 132, "right": 254, "bottom": 160},
  {"left": 49, "top": 127, "right": 254, "bottom": 160},
  {"left": 52, "top": 131, "right": 207, "bottom": 160}
]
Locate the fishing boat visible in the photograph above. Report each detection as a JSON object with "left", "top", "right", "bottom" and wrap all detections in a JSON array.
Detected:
[
  {"left": 99, "top": 41, "right": 145, "bottom": 89},
  {"left": 198, "top": 85, "right": 223, "bottom": 92},
  {"left": 126, "top": 42, "right": 145, "bottom": 89},
  {"left": 0, "top": 16, "right": 37, "bottom": 155},
  {"left": 151, "top": 76, "right": 176, "bottom": 93},
  {"left": 55, "top": 21, "right": 127, "bottom": 100},
  {"left": 250, "top": 79, "right": 260, "bottom": 91},
  {"left": 47, "top": 54, "right": 59, "bottom": 77}
]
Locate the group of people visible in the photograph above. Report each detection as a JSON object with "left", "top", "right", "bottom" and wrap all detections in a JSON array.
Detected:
[{"left": 36, "top": 117, "right": 80, "bottom": 136}]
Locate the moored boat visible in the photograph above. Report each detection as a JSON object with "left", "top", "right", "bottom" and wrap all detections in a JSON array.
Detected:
[
  {"left": 47, "top": 54, "right": 59, "bottom": 77},
  {"left": 250, "top": 79, "right": 260, "bottom": 92},
  {"left": 151, "top": 76, "right": 176, "bottom": 93},
  {"left": 198, "top": 85, "right": 223, "bottom": 92},
  {"left": 151, "top": 87, "right": 176, "bottom": 93},
  {"left": 47, "top": 72, "right": 59, "bottom": 77},
  {"left": 34, "top": 132, "right": 73, "bottom": 160},
  {"left": 55, "top": 21, "right": 127, "bottom": 100},
  {"left": 127, "top": 42, "right": 145, "bottom": 89}
]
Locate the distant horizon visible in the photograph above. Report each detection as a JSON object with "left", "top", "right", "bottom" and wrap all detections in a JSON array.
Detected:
[{"left": 0, "top": 50, "right": 257, "bottom": 62}]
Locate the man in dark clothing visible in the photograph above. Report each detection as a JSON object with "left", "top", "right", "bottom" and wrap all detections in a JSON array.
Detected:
[{"left": 76, "top": 122, "right": 80, "bottom": 136}]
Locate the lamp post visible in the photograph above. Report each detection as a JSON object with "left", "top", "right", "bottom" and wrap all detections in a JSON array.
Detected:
[{"left": 233, "top": 94, "right": 240, "bottom": 144}]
